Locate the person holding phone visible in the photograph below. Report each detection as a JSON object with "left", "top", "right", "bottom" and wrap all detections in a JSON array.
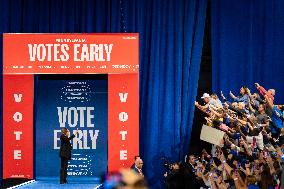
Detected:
[{"left": 59, "top": 128, "right": 78, "bottom": 184}]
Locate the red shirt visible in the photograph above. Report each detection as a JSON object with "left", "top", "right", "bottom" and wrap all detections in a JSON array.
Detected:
[{"left": 257, "top": 86, "right": 274, "bottom": 101}]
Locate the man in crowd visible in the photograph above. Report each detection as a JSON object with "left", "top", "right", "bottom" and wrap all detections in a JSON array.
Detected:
[
  {"left": 255, "top": 83, "right": 275, "bottom": 102},
  {"left": 184, "top": 155, "right": 206, "bottom": 189},
  {"left": 131, "top": 156, "right": 144, "bottom": 177},
  {"left": 195, "top": 93, "right": 223, "bottom": 114}
]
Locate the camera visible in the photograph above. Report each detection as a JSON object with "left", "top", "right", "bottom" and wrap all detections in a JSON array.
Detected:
[{"left": 161, "top": 157, "right": 175, "bottom": 171}]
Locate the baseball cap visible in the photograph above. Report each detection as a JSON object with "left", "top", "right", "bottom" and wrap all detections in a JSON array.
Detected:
[{"left": 201, "top": 93, "right": 210, "bottom": 99}]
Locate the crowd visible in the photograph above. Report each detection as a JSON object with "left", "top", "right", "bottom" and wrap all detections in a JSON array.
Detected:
[
  {"left": 101, "top": 83, "right": 284, "bottom": 189},
  {"left": 165, "top": 83, "right": 284, "bottom": 189}
]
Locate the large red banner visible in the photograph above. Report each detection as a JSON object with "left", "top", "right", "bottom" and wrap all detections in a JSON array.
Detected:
[
  {"left": 108, "top": 74, "right": 139, "bottom": 171},
  {"left": 3, "top": 34, "right": 138, "bottom": 74},
  {"left": 3, "top": 75, "right": 34, "bottom": 179}
]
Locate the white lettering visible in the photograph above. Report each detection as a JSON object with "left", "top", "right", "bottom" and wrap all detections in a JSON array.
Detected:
[
  {"left": 104, "top": 44, "right": 113, "bottom": 61},
  {"left": 68, "top": 107, "right": 78, "bottom": 127},
  {"left": 14, "top": 131, "right": 22, "bottom": 140},
  {"left": 119, "top": 112, "right": 128, "bottom": 122},
  {"left": 54, "top": 130, "right": 61, "bottom": 149},
  {"left": 14, "top": 150, "right": 21, "bottom": 160},
  {"left": 119, "top": 131, "right": 127, "bottom": 141},
  {"left": 119, "top": 93, "right": 128, "bottom": 103},
  {"left": 120, "top": 150, "right": 127, "bottom": 160},
  {"left": 14, "top": 94, "right": 23, "bottom": 103},
  {"left": 87, "top": 107, "right": 94, "bottom": 127},
  {"left": 89, "top": 130, "right": 99, "bottom": 149},
  {"left": 57, "top": 107, "right": 68, "bottom": 127},
  {"left": 13, "top": 112, "right": 22, "bottom": 122}
]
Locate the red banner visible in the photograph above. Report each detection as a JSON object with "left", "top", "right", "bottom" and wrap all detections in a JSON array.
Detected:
[
  {"left": 108, "top": 74, "right": 139, "bottom": 171},
  {"left": 3, "top": 75, "right": 34, "bottom": 179},
  {"left": 3, "top": 34, "right": 139, "bottom": 74},
  {"left": 3, "top": 33, "right": 139, "bottom": 177}
]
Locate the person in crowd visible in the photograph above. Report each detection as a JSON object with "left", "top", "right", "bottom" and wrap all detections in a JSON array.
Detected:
[
  {"left": 195, "top": 93, "right": 223, "bottom": 113},
  {"left": 103, "top": 169, "right": 148, "bottom": 189},
  {"left": 184, "top": 155, "right": 208, "bottom": 189},
  {"left": 120, "top": 169, "right": 148, "bottom": 189},
  {"left": 229, "top": 86, "right": 249, "bottom": 105},
  {"left": 255, "top": 83, "right": 275, "bottom": 102},
  {"left": 211, "top": 93, "right": 223, "bottom": 108},
  {"left": 131, "top": 156, "right": 144, "bottom": 177},
  {"left": 264, "top": 94, "right": 283, "bottom": 138},
  {"left": 164, "top": 162, "right": 184, "bottom": 189}
]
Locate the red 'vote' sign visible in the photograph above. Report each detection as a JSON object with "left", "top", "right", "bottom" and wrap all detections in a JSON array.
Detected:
[{"left": 3, "top": 75, "right": 34, "bottom": 179}]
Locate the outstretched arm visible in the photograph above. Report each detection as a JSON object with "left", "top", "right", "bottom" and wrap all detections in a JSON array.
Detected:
[
  {"left": 229, "top": 91, "right": 237, "bottom": 100},
  {"left": 264, "top": 95, "right": 274, "bottom": 110},
  {"left": 61, "top": 134, "right": 75, "bottom": 142},
  {"left": 195, "top": 101, "right": 210, "bottom": 115},
  {"left": 255, "top": 83, "right": 274, "bottom": 101}
]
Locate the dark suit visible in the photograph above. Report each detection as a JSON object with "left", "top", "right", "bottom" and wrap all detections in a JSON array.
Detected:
[
  {"left": 59, "top": 134, "right": 75, "bottom": 184},
  {"left": 183, "top": 163, "right": 205, "bottom": 189},
  {"left": 130, "top": 164, "right": 143, "bottom": 176}
]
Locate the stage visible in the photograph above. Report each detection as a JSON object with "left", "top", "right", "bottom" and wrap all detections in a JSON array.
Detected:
[{"left": 14, "top": 177, "right": 101, "bottom": 189}]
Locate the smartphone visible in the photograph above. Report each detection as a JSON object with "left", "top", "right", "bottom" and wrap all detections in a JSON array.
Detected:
[
  {"left": 263, "top": 151, "right": 267, "bottom": 158},
  {"left": 237, "top": 163, "right": 241, "bottom": 169}
]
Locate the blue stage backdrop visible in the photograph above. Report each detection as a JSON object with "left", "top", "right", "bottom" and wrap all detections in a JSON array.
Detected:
[
  {"left": 35, "top": 78, "right": 108, "bottom": 178},
  {"left": 211, "top": 0, "right": 284, "bottom": 104},
  {"left": 1, "top": 0, "right": 207, "bottom": 188}
]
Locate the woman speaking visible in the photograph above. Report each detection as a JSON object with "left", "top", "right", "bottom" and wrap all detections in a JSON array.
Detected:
[{"left": 59, "top": 128, "right": 78, "bottom": 184}]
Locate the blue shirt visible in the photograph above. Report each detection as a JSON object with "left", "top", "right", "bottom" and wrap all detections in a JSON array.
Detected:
[
  {"left": 272, "top": 105, "right": 283, "bottom": 129},
  {"left": 247, "top": 184, "right": 260, "bottom": 189},
  {"left": 234, "top": 94, "right": 249, "bottom": 105}
]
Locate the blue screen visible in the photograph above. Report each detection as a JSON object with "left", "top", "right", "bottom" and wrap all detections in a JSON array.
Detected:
[{"left": 35, "top": 77, "right": 108, "bottom": 179}]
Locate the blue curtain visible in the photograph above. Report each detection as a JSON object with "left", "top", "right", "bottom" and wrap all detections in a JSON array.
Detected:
[
  {"left": 137, "top": 0, "right": 207, "bottom": 188},
  {"left": 0, "top": 0, "right": 207, "bottom": 188},
  {"left": 211, "top": 0, "right": 284, "bottom": 104}
]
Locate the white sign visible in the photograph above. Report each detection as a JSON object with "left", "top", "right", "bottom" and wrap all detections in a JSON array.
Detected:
[{"left": 200, "top": 125, "right": 225, "bottom": 146}]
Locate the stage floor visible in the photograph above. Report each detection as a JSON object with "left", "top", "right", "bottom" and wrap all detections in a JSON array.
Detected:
[{"left": 16, "top": 177, "right": 102, "bottom": 189}]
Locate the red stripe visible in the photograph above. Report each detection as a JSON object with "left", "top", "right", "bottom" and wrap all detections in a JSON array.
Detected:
[
  {"left": 3, "top": 75, "right": 34, "bottom": 179},
  {"left": 108, "top": 74, "right": 139, "bottom": 171}
]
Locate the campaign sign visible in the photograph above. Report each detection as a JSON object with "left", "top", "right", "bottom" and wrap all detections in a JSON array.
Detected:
[
  {"left": 35, "top": 77, "right": 108, "bottom": 178},
  {"left": 3, "top": 34, "right": 139, "bottom": 179}
]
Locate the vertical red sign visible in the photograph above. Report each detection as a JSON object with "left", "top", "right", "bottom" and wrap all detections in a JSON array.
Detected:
[
  {"left": 108, "top": 74, "right": 139, "bottom": 171},
  {"left": 3, "top": 33, "right": 139, "bottom": 177},
  {"left": 3, "top": 75, "right": 34, "bottom": 179}
]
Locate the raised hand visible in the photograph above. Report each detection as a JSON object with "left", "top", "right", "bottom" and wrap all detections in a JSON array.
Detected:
[
  {"left": 229, "top": 91, "right": 235, "bottom": 99},
  {"left": 194, "top": 101, "right": 199, "bottom": 106},
  {"left": 255, "top": 83, "right": 260, "bottom": 88}
]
